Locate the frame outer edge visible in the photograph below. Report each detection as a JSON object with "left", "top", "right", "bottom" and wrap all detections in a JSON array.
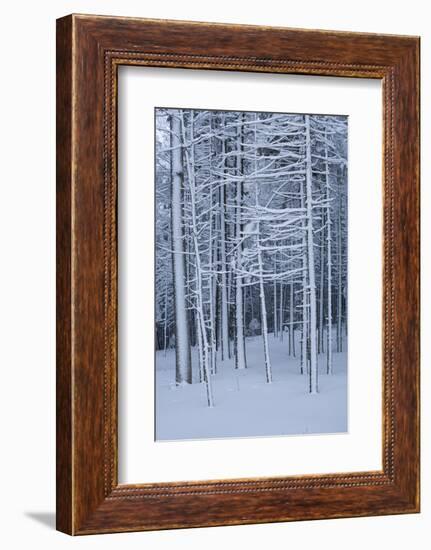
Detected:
[
  {"left": 393, "top": 38, "right": 420, "bottom": 511},
  {"left": 57, "top": 14, "right": 421, "bottom": 534},
  {"left": 56, "top": 14, "right": 74, "bottom": 535}
]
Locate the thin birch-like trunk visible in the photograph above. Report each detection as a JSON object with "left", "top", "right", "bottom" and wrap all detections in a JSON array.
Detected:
[
  {"left": 279, "top": 282, "right": 284, "bottom": 341},
  {"left": 181, "top": 111, "right": 214, "bottom": 406},
  {"left": 196, "top": 312, "right": 204, "bottom": 382},
  {"left": 219, "top": 121, "right": 230, "bottom": 361},
  {"left": 289, "top": 283, "right": 294, "bottom": 356},
  {"left": 325, "top": 135, "right": 333, "bottom": 374},
  {"left": 305, "top": 115, "right": 318, "bottom": 394},
  {"left": 208, "top": 122, "right": 217, "bottom": 375},
  {"left": 337, "top": 186, "right": 343, "bottom": 353},
  {"left": 318, "top": 214, "right": 325, "bottom": 354},
  {"left": 234, "top": 116, "right": 247, "bottom": 370},
  {"left": 163, "top": 277, "right": 168, "bottom": 356},
  {"left": 208, "top": 196, "right": 217, "bottom": 375},
  {"left": 301, "top": 190, "right": 308, "bottom": 376},
  {"left": 257, "top": 226, "right": 272, "bottom": 383},
  {"left": 253, "top": 116, "right": 272, "bottom": 382},
  {"left": 273, "top": 257, "right": 278, "bottom": 337}
]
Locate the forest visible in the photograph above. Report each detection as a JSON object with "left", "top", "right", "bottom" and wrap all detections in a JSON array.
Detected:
[{"left": 155, "top": 107, "right": 348, "bottom": 440}]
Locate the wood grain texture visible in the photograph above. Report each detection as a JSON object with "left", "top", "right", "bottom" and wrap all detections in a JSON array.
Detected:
[
  {"left": 56, "top": 14, "right": 420, "bottom": 535},
  {"left": 56, "top": 15, "right": 73, "bottom": 535}
]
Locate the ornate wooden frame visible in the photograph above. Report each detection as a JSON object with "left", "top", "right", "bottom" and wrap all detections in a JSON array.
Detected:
[{"left": 56, "top": 14, "right": 420, "bottom": 535}]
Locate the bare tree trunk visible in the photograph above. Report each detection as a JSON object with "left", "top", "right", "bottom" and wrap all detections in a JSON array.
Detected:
[
  {"left": 337, "top": 187, "right": 343, "bottom": 353},
  {"left": 181, "top": 110, "right": 214, "bottom": 405},
  {"left": 219, "top": 117, "right": 230, "bottom": 361},
  {"left": 305, "top": 115, "right": 318, "bottom": 394},
  {"left": 289, "top": 283, "right": 294, "bottom": 356},
  {"left": 252, "top": 114, "right": 272, "bottom": 382},
  {"left": 171, "top": 113, "right": 192, "bottom": 385},
  {"left": 273, "top": 257, "right": 278, "bottom": 338},
  {"left": 325, "top": 135, "right": 333, "bottom": 374},
  {"left": 257, "top": 225, "right": 273, "bottom": 383},
  {"left": 318, "top": 214, "right": 325, "bottom": 354},
  {"left": 208, "top": 120, "right": 218, "bottom": 375},
  {"left": 163, "top": 277, "right": 168, "bottom": 356},
  {"left": 196, "top": 312, "right": 204, "bottom": 382},
  {"left": 208, "top": 194, "right": 217, "bottom": 375},
  {"left": 234, "top": 117, "right": 247, "bottom": 370},
  {"left": 301, "top": 192, "right": 308, "bottom": 375},
  {"left": 279, "top": 282, "right": 284, "bottom": 341}
]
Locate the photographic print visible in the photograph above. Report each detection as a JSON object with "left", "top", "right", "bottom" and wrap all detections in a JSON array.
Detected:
[{"left": 155, "top": 107, "right": 348, "bottom": 441}]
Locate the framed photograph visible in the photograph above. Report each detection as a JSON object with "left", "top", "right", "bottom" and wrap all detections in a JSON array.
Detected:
[{"left": 56, "top": 14, "right": 420, "bottom": 535}]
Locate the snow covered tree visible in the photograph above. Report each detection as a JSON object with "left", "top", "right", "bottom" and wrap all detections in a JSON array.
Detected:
[
  {"left": 155, "top": 107, "right": 347, "bottom": 408},
  {"left": 167, "top": 111, "right": 192, "bottom": 384}
]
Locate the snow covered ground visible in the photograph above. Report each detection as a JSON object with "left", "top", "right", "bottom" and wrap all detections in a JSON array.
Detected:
[{"left": 155, "top": 334, "right": 347, "bottom": 441}]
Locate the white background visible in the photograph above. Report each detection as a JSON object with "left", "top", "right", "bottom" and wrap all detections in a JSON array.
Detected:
[
  {"left": 0, "top": 1, "right": 428, "bottom": 549},
  {"left": 119, "top": 67, "right": 382, "bottom": 483}
]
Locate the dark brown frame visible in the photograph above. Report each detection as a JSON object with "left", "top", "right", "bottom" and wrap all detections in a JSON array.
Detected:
[{"left": 56, "top": 14, "right": 420, "bottom": 535}]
